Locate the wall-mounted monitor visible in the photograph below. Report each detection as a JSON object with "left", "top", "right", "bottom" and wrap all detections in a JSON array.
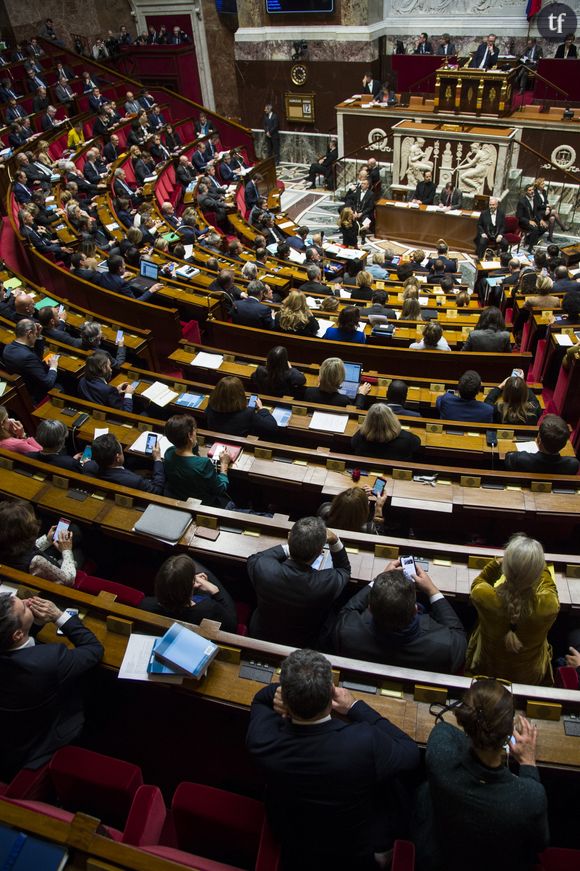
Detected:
[{"left": 266, "top": 0, "right": 334, "bottom": 13}]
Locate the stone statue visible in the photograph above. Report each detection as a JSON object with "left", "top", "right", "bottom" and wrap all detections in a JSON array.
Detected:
[
  {"left": 401, "top": 137, "right": 434, "bottom": 186},
  {"left": 455, "top": 142, "right": 497, "bottom": 194}
]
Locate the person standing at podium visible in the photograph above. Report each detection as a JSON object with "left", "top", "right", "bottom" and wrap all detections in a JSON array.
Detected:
[
  {"left": 470, "top": 34, "right": 499, "bottom": 69},
  {"left": 555, "top": 34, "right": 577, "bottom": 59},
  {"left": 437, "top": 34, "right": 456, "bottom": 56},
  {"left": 414, "top": 33, "right": 433, "bottom": 54}
]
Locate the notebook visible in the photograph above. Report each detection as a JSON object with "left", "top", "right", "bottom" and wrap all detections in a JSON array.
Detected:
[
  {"left": 338, "top": 362, "right": 362, "bottom": 400},
  {"left": 133, "top": 505, "right": 193, "bottom": 543},
  {"left": 153, "top": 622, "right": 218, "bottom": 678},
  {"left": 207, "top": 442, "right": 242, "bottom": 463},
  {"left": 175, "top": 392, "right": 205, "bottom": 408},
  {"left": 0, "top": 826, "right": 68, "bottom": 871}
]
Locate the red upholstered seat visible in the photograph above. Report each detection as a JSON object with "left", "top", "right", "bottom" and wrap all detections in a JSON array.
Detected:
[
  {"left": 171, "top": 782, "right": 279, "bottom": 870},
  {"left": 504, "top": 214, "right": 522, "bottom": 249},
  {"left": 1, "top": 798, "right": 123, "bottom": 839},
  {"left": 555, "top": 666, "right": 579, "bottom": 690},
  {"left": 537, "top": 848, "right": 580, "bottom": 870},
  {"left": 392, "top": 840, "right": 415, "bottom": 870},
  {"left": 121, "top": 785, "right": 167, "bottom": 847},
  {"left": 48, "top": 746, "right": 143, "bottom": 831},
  {"left": 74, "top": 573, "right": 145, "bottom": 607}
]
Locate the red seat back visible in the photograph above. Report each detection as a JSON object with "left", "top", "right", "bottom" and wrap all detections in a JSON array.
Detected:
[
  {"left": 74, "top": 573, "right": 145, "bottom": 607},
  {"left": 555, "top": 666, "right": 579, "bottom": 690},
  {"left": 49, "top": 746, "right": 143, "bottom": 830},
  {"left": 172, "top": 782, "right": 265, "bottom": 869}
]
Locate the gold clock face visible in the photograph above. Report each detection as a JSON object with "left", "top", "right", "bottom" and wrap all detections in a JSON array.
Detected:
[{"left": 291, "top": 64, "right": 308, "bottom": 86}]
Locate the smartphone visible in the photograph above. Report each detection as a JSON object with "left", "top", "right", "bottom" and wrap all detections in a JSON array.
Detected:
[
  {"left": 130, "top": 381, "right": 140, "bottom": 390},
  {"left": 57, "top": 608, "right": 79, "bottom": 635},
  {"left": 372, "top": 477, "right": 386, "bottom": 497},
  {"left": 400, "top": 555, "right": 417, "bottom": 581},
  {"left": 58, "top": 304, "right": 65, "bottom": 318},
  {"left": 486, "top": 429, "right": 498, "bottom": 448},
  {"left": 116, "top": 329, "right": 124, "bottom": 344},
  {"left": 145, "top": 433, "right": 158, "bottom": 454},
  {"left": 247, "top": 393, "right": 258, "bottom": 409},
  {"left": 54, "top": 517, "right": 70, "bottom": 540},
  {"left": 511, "top": 368, "right": 523, "bottom": 379},
  {"left": 80, "top": 445, "right": 92, "bottom": 464}
]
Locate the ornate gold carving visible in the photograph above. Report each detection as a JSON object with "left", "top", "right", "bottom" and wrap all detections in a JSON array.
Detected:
[{"left": 290, "top": 64, "right": 307, "bottom": 86}]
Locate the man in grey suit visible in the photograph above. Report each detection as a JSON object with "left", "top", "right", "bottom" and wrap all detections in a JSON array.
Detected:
[{"left": 437, "top": 34, "right": 456, "bottom": 56}]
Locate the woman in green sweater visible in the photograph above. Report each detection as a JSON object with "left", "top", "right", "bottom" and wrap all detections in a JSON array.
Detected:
[
  {"left": 414, "top": 678, "right": 549, "bottom": 871},
  {"left": 163, "top": 414, "right": 231, "bottom": 507}
]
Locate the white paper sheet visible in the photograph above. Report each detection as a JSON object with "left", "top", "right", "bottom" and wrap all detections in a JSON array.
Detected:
[
  {"left": 94, "top": 427, "right": 109, "bottom": 438},
  {"left": 141, "top": 381, "right": 179, "bottom": 407},
  {"left": 555, "top": 334, "right": 574, "bottom": 346},
  {"left": 316, "top": 318, "right": 335, "bottom": 338},
  {"left": 309, "top": 411, "right": 349, "bottom": 433},
  {"left": 516, "top": 441, "right": 539, "bottom": 453},
  {"left": 190, "top": 352, "right": 224, "bottom": 369},
  {"left": 128, "top": 430, "right": 173, "bottom": 458},
  {"left": 118, "top": 634, "right": 183, "bottom": 684}
]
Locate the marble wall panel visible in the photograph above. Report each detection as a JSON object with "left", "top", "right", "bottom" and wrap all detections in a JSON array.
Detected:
[
  {"left": 4, "top": 0, "right": 135, "bottom": 49},
  {"left": 235, "top": 39, "right": 378, "bottom": 63},
  {"left": 200, "top": 0, "right": 240, "bottom": 118}
]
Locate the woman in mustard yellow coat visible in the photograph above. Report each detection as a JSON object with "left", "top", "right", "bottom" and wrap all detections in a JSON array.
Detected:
[{"left": 466, "top": 534, "right": 559, "bottom": 686}]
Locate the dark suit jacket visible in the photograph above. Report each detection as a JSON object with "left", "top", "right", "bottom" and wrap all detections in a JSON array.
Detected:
[
  {"left": 462, "top": 328, "right": 511, "bottom": 352},
  {"left": 477, "top": 208, "right": 506, "bottom": 239},
  {"left": 303, "top": 386, "right": 366, "bottom": 409},
  {"left": 504, "top": 450, "right": 579, "bottom": 475},
  {"left": 233, "top": 297, "right": 273, "bottom": 329},
  {"left": 386, "top": 401, "right": 421, "bottom": 418},
  {"left": 437, "top": 42, "right": 456, "bottom": 55},
  {"left": 176, "top": 164, "right": 195, "bottom": 187},
  {"left": 555, "top": 43, "right": 577, "bottom": 58},
  {"left": 0, "top": 616, "right": 103, "bottom": 778},
  {"left": 362, "top": 80, "right": 381, "bottom": 97},
  {"left": 247, "top": 543, "right": 351, "bottom": 647},
  {"left": 113, "top": 178, "right": 138, "bottom": 200},
  {"left": 470, "top": 43, "right": 499, "bottom": 68},
  {"left": 351, "top": 429, "right": 421, "bottom": 460},
  {"left": 95, "top": 270, "right": 154, "bottom": 302},
  {"left": 354, "top": 188, "right": 375, "bottom": 220},
  {"left": 263, "top": 111, "right": 280, "bottom": 138},
  {"left": 333, "top": 587, "right": 466, "bottom": 673},
  {"left": 191, "top": 150, "right": 208, "bottom": 172},
  {"left": 78, "top": 375, "right": 133, "bottom": 410},
  {"left": 2, "top": 339, "right": 58, "bottom": 403},
  {"left": 299, "top": 279, "right": 333, "bottom": 297},
  {"left": 436, "top": 393, "right": 494, "bottom": 423},
  {"left": 437, "top": 188, "right": 462, "bottom": 208},
  {"left": 414, "top": 180, "right": 436, "bottom": 205},
  {"left": 414, "top": 41, "right": 433, "bottom": 54},
  {"left": 206, "top": 406, "right": 278, "bottom": 441},
  {"left": 103, "top": 142, "right": 119, "bottom": 163},
  {"left": 516, "top": 196, "right": 537, "bottom": 231},
  {"left": 245, "top": 180, "right": 260, "bottom": 210},
  {"left": 97, "top": 461, "right": 165, "bottom": 495},
  {"left": 246, "top": 684, "right": 420, "bottom": 870}
]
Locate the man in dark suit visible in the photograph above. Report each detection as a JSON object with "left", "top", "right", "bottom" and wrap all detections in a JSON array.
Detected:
[
  {"left": 113, "top": 167, "right": 142, "bottom": 204},
  {"left": 37, "top": 306, "right": 83, "bottom": 348},
  {"left": 333, "top": 561, "right": 466, "bottom": 672},
  {"left": 361, "top": 71, "right": 381, "bottom": 97},
  {"left": 19, "top": 209, "right": 73, "bottom": 262},
  {"left": 0, "top": 80, "right": 20, "bottom": 103},
  {"left": 197, "top": 182, "right": 227, "bottom": 225},
  {"left": 148, "top": 105, "right": 166, "bottom": 131},
  {"left": 246, "top": 648, "right": 420, "bottom": 871},
  {"left": 436, "top": 370, "right": 494, "bottom": 423},
  {"left": 169, "top": 26, "right": 190, "bottom": 45},
  {"left": 470, "top": 34, "right": 499, "bottom": 68},
  {"left": 247, "top": 517, "right": 350, "bottom": 648},
  {"left": 94, "top": 255, "right": 161, "bottom": 301},
  {"left": 262, "top": 103, "right": 280, "bottom": 163},
  {"left": 40, "top": 105, "right": 59, "bottom": 132},
  {"left": 517, "top": 184, "right": 544, "bottom": 251},
  {"left": 412, "top": 170, "right": 436, "bottom": 205},
  {"left": 92, "top": 110, "right": 112, "bottom": 139},
  {"left": 24, "top": 68, "right": 46, "bottom": 93},
  {"left": 233, "top": 280, "right": 273, "bottom": 329},
  {"left": 194, "top": 112, "right": 215, "bottom": 137},
  {"left": 299, "top": 264, "right": 333, "bottom": 296},
  {"left": 555, "top": 34, "right": 577, "bottom": 58},
  {"left": 475, "top": 197, "right": 508, "bottom": 259},
  {"left": 552, "top": 265, "right": 580, "bottom": 293},
  {"left": 352, "top": 178, "right": 375, "bottom": 227},
  {"left": 88, "top": 87, "right": 106, "bottom": 113},
  {"left": 0, "top": 594, "right": 103, "bottom": 779},
  {"left": 360, "top": 290, "right": 397, "bottom": 320},
  {"left": 5, "top": 99, "right": 26, "bottom": 123},
  {"left": 78, "top": 350, "right": 135, "bottom": 411},
  {"left": 501, "top": 258, "right": 522, "bottom": 292},
  {"left": 2, "top": 318, "right": 60, "bottom": 404},
  {"left": 304, "top": 137, "right": 338, "bottom": 189},
  {"left": 437, "top": 33, "right": 456, "bottom": 56},
  {"left": 13, "top": 171, "right": 33, "bottom": 204},
  {"left": 103, "top": 133, "right": 120, "bottom": 163},
  {"left": 385, "top": 379, "right": 422, "bottom": 417},
  {"left": 176, "top": 155, "right": 196, "bottom": 188},
  {"left": 244, "top": 175, "right": 261, "bottom": 211},
  {"left": 31, "top": 87, "right": 49, "bottom": 114},
  {"left": 191, "top": 141, "right": 209, "bottom": 173},
  {"left": 414, "top": 32, "right": 433, "bottom": 54},
  {"left": 91, "top": 432, "right": 166, "bottom": 494},
  {"left": 516, "top": 38, "right": 543, "bottom": 93},
  {"left": 505, "top": 414, "right": 579, "bottom": 475},
  {"left": 438, "top": 181, "right": 462, "bottom": 209}
]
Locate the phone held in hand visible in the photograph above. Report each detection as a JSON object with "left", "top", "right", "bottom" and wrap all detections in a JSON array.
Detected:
[
  {"left": 145, "top": 433, "right": 158, "bottom": 454},
  {"left": 372, "top": 477, "right": 386, "bottom": 497},
  {"left": 400, "top": 555, "right": 417, "bottom": 581},
  {"left": 54, "top": 517, "right": 70, "bottom": 540},
  {"left": 116, "top": 329, "right": 123, "bottom": 344},
  {"left": 247, "top": 393, "right": 258, "bottom": 409},
  {"left": 80, "top": 445, "right": 92, "bottom": 464}
]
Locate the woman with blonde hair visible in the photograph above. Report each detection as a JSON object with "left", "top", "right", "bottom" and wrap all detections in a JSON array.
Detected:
[
  {"left": 484, "top": 373, "right": 541, "bottom": 424},
  {"left": 403, "top": 275, "right": 421, "bottom": 293},
  {"left": 533, "top": 177, "right": 566, "bottom": 240},
  {"left": 524, "top": 274, "right": 560, "bottom": 309},
  {"left": 351, "top": 270, "right": 374, "bottom": 302},
  {"left": 274, "top": 290, "right": 319, "bottom": 337},
  {"left": 304, "top": 357, "right": 370, "bottom": 408},
  {"left": 351, "top": 402, "right": 421, "bottom": 459},
  {"left": 338, "top": 207, "right": 358, "bottom": 247},
  {"left": 466, "top": 534, "right": 559, "bottom": 685}
]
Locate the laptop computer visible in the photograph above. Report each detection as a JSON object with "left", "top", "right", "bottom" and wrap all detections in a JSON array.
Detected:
[
  {"left": 130, "top": 260, "right": 159, "bottom": 292},
  {"left": 338, "top": 362, "right": 362, "bottom": 400}
]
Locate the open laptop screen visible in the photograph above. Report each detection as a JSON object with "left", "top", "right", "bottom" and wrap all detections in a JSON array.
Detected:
[{"left": 140, "top": 260, "right": 159, "bottom": 280}]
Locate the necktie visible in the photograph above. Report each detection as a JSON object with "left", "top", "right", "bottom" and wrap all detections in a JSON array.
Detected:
[
  {"left": 445, "top": 45, "right": 448, "bottom": 54},
  {"left": 480, "top": 48, "right": 488, "bottom": 68}
]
